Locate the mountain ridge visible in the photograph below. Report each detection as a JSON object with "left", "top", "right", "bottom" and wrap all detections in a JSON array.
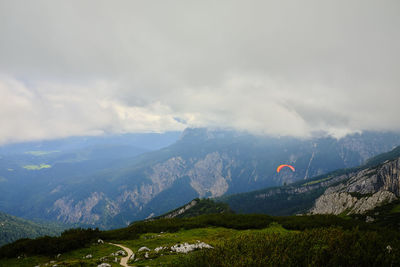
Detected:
[
  {"left": 220, "top": 145, "right": 400, "bottom": 217},
  {"left": 2, "top": 128, "right": 400, "bottom": 228},
  {"left": 0, "top": 211, "right": 65, "bottom": 246}
]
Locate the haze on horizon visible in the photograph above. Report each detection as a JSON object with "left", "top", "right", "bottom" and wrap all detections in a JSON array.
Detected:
[{"left": 0, "top": 0, "right": 399, "bottom": 145}]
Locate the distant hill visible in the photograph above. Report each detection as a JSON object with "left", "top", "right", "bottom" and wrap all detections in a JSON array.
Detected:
[
  {"left": 220, "top": 145, "right": 400, "bottom": 216},
  {"left": 0, "top": 211, "right": 65, "bottom": 247}
]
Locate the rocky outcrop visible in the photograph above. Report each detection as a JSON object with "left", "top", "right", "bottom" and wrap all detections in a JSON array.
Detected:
[
  {"left": 170, "top": 241, "right": 213, "bottom": 253},
  {"left": 310, "top": 158, "right": 400, "bottom": 215},
  {"left": 149, "top": 157, "right": 186, "bottom": 193},
  {"left": 52, "top": 192, "right": 105, "bottom": 224},
  {"left": 188, "top": 152, "right": 230, "bottom": 197},
  {"left": 147, "top": 152, "right": 232, "bottom": 198},
  {"left": 310, "top": 190, "right": 397, "bottom": 215}
]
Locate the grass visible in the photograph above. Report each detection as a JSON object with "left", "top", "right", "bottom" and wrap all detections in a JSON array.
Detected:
[
  {"left": 0, "top": 243, "right": 123, "bottom": 267},
  {"left": 173, "top": 227, "right": 400, "bottom": 267},
  {"left": 390, "top": 204, "right": 400, "bottom": 214},
  {"left": 22, "top": 164, "right": 52, "bottom": 170},
  {"left": 0, "top": 224, "right": 292, "bottom": 267},
  {"left": 117, "top": 223, "right": 292, "bottom": 266}
]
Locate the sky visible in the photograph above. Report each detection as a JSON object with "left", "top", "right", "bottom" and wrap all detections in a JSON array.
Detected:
[{"left": 0, "top": 0, "right": 399, "bottom": 144}]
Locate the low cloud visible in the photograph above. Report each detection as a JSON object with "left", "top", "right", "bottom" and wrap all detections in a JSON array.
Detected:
[{"left": 0, "top": 0, "right": 399, "bottom": 144}]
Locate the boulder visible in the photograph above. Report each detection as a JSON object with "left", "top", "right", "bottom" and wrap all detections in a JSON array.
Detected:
[{"left": 138, "top": 246, "right": 150, "bottom": 252}]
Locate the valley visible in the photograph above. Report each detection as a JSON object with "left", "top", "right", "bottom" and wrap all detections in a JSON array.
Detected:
[{"left": 2, "top": 129, "right": 400, "bottom": 229}]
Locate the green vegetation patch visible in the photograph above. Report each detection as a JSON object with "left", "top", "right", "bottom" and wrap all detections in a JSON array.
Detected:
[
  {"left": 302, "top": 177, "right": 331, "bottom": 186},
  {"left": 22, "top": 164, "right": 52, "bottom": 170},
  {"left": 0, "top": 212, "right": 390, "bottom": 264},
  {"left": 24, "top": 150, "right": 59, "bottom": 156},
  {"left": 0, "top": 243, "right": 121, "bottom": 267},
  {"left": 173, "top": 227, "right": 400, "bottom": 267},
  {"left": 390, "top": 204, "right": 400, "bottom": 214},
  {"left": 120, "top": 224, "right": 292, "bottom": 266}
]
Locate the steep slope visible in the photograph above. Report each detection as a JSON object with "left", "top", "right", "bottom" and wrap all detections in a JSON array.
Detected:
[
  {"left": 222, "top": 146, "right": 400, "bottom": 217},
  {"left": 310, "top": 156, "right": 400, "bottom": 215},
  {"left": 2, "top": 128, "right": 400, "bottom": 228},
  {"left": 0, "top": 211, "right": 64, "bottom": 246}
]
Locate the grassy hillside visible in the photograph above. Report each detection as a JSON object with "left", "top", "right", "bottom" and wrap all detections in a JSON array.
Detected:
[
  {"left": 0, "top": 212, "right": 65, "bottom": 246},
  {"left": 1, "top": 212, "right": 399, "bottom": 266}
]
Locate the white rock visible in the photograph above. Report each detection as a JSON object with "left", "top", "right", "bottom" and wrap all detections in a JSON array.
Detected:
[
  {"left": 138, "top": 246, "right": 150, "bottom": 252},
  {"left": 97, "top": 239, "right": 104, "bottom": 244},
  {"left": 115, "top": 250, "right": 126, "bottom": 256},
  {"left": 154, "top": 246, "right": 165, "bottom": 252},
  {"left": 170, "top": 242, "right": 213, "bottom": 253},
  {"left": 97, "top": 264, "right": 111, "bottom": 267},
  {"left": 366, "top": 216, "right": 375, "bottom": 223},
  {"left": 84, "top": 254, "right": 92, "bottom": 259},
  {"left": 130, "top": 253, "right": 135, "bottom": 260},
  {"left": 145, "top": 252, "right": 149, "bottom": 258}
]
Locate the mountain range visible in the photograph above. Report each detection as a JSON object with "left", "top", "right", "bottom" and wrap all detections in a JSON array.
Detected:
[{"left": 1, "top": 128, "right": 400, "bottom": 229}]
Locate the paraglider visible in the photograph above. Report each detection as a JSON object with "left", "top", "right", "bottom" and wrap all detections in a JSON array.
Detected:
[{"left": 277, "top": 164, "right": 295, "bottom": 173}]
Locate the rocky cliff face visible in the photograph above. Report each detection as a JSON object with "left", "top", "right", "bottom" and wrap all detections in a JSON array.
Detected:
[
  {"left": 50, "top": 152, "right": 233, "bottom": 225},
  {"left": 310, "top": 158, "right": 400, "bottom": 215}
]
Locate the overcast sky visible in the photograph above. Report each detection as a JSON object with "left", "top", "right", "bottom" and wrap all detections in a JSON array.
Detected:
[{"left": 0, "top": 0, "right": 399, "bottom": 144}]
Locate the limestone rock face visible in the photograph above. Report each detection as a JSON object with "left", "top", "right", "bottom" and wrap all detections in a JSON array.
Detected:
[
  {"left": 310, "top": 158, "right": 400, "bottom": 215},
  {"left": 188, "top": 152, "right": 230, "bottom": 197},
  {"left": 310, "top": 190, "right": 396, "bottom": 215},
  {"left": 50, "top": 152, "right": 232, "bottom": 225}
]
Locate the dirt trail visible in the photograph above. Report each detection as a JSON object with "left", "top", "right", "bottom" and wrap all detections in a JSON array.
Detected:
[{"left": 109, "top": 243, "right": 134, "bottom": 267}]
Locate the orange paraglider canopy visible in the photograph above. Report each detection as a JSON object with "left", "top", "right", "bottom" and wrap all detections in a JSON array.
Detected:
[{"left": 277, "top": 164, "right": 295, "bottom": 173}]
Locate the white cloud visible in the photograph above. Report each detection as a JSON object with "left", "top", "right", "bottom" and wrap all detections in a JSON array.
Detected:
[
  {"left": 0, "top": 0, "right": 399, "bottom": 143},
  {"left": 0, "top": 76, "right": 185, "bottom": 144}
]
